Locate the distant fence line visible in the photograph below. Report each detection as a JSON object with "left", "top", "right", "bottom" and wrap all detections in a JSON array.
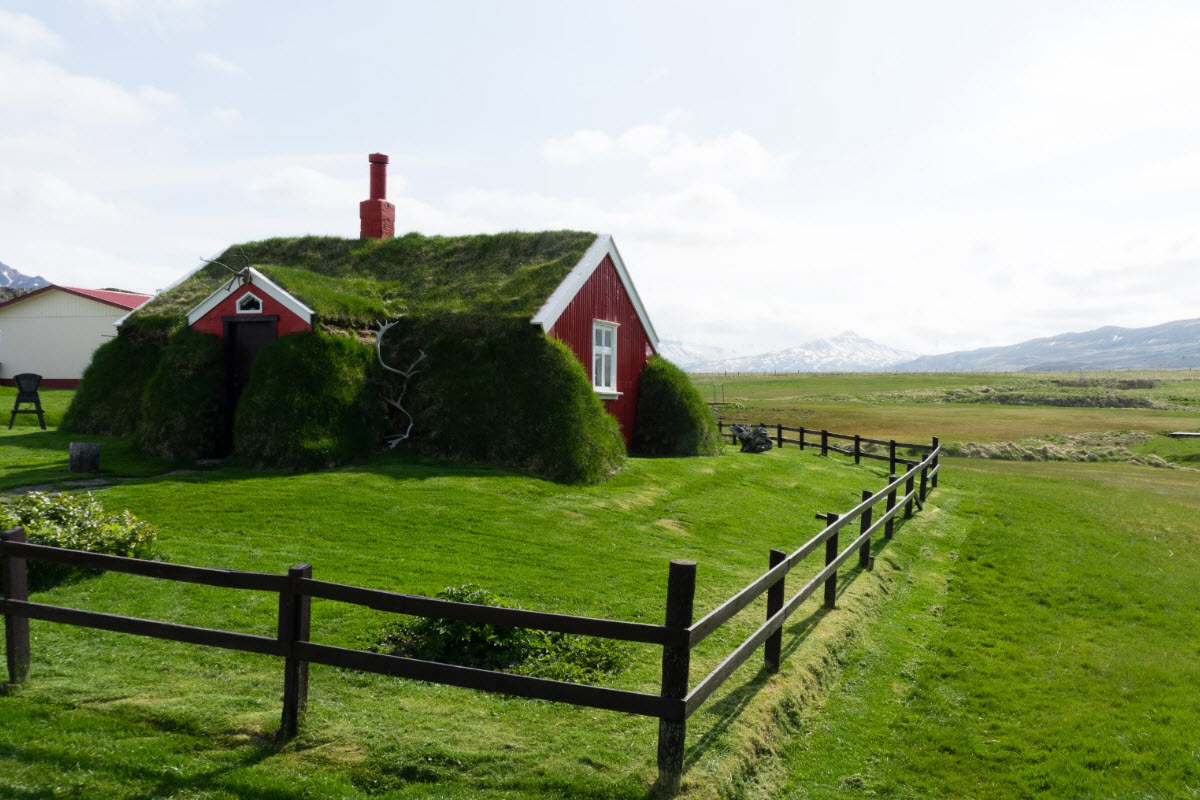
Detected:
[
  {"left": 0, "top": 436, "right": 942, "bottom": 794},
  {"left": 718, "top": 420, "right": 940, "bottom": 475}
]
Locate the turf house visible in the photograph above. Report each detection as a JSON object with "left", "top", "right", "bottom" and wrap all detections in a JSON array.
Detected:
[{"left": 63, "top": 154, "right": 719, "bottom": 482}]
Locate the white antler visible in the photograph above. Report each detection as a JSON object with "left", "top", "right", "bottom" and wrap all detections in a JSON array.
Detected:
[{"left": 375, "top": 320, "right": 427, "bottom": 447}]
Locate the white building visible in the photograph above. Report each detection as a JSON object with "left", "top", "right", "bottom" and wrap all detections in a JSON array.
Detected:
[{"left": 0, "top": 286, "right": 151, "bottom": 388}]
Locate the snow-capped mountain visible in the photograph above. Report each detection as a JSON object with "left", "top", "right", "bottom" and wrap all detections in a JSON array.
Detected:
[
  {"left": 690, "top": 331, "right": 919, "bottom": 373},
  {"left": 657, "top": 339, "right": 737, "bottom": 370},
  {"left": 0, "top": 261, "right": 48, "bottom": 289}
]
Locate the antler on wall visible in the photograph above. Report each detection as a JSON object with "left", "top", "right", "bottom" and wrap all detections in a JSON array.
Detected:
[{"left": 375, "top": 320, "right": 427, "bottom": 448}]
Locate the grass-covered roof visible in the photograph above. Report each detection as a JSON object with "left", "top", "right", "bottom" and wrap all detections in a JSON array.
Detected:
[{"left": 129, "top": 230, "right": 598, "bottom": 330}]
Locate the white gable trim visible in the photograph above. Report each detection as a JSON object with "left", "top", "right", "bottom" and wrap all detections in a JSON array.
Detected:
[
  {"left": 530, "top": 234, "right": 659, "bottom": 351},
  {"left": 185, "top": 267, "right": 315, "bottom": 327}
]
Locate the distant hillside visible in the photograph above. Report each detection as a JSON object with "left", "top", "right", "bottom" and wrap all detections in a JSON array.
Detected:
[
  {"left": 0, "top": 260, "right": 48, "bottom": 289},
  {"left": 896, "top": 318, "right": 1200, "bottom": 372},
  {"left": 692, "top": 331, "right": 918, "bottom": 373}
]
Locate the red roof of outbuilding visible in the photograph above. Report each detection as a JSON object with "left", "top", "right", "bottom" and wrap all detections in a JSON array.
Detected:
[{"left": 0, "top": 285, "right": 153, "bottom": 313}]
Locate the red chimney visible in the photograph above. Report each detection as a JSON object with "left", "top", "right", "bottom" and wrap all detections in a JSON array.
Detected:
[{"left": 359, "top": 153, "right": 395, "bottom": 239}]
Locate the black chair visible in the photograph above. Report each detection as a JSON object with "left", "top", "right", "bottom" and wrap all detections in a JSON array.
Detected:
[{"left": 9, "top": 373, "right": 46, "bottom": 430}]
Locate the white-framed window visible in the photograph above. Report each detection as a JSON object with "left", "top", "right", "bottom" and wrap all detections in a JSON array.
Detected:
[
  {"left": 592, "top": 320, "right": 618, "bottom": 395},
  {"left": 236, "top": 292, "right": 263, "bottom": 314}
]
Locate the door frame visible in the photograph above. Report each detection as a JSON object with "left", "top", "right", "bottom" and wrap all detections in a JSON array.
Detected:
[{"left": 219, "top": 315, "right": 279, "bottom": 455}]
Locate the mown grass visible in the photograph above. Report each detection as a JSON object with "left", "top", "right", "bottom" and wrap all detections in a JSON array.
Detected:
[
  {"left": 0, "top": 423, "right": 931, "bottom": 799},
  {"left": 776, "top": 458, "right": 1200, "bottom": 798},
  {"left": 0, "top": 386, "right": 73, "bottom": 430}
]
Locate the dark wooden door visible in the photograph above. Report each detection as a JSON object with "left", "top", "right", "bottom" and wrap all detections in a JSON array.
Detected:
[{"left": 221, "top": 318, "right": 277, "bottom": 454}]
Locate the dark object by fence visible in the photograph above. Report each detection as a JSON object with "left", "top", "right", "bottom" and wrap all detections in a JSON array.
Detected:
[
  {"left": 68, "top": 443, "right": 101, "bottom": 473},
  {"left": 8, "top": 373, "right": 46, "bottom": 430},
  {"left": 0, "top": 432, "right": 943, "bottom": 795},
  {"left": 729, "top": 424, "right": 773, "bottom": 453}
]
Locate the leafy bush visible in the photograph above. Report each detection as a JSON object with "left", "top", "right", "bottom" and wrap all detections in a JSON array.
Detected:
[
  {"left": 382, "top": 317, "right": 626, "bottom": 484},
  {"left": 0, "top": 492, "right": 157, "bottom": 589},
  {"left": 61, "top": 331, "right": 167, "bottom": 435},
  {"left": 375, "top": 584, "right": 630, "bottom": 683},
  {"left": 232, "top": 330, "right": 386, "bottom": 470},
  {"left": 632, "top": 355, "right": 721, "bottom": 456},
  {"left": 137, "top": 328, "right": 225, "bottom": 461}
]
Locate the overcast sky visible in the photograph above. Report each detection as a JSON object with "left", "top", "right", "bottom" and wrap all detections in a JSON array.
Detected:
[{"left": 1, "top": 1, "right": 1197, "bottom": 356}]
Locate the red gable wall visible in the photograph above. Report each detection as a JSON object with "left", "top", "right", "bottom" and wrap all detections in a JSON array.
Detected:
[
  {"left": 549, "top": 254, "right": 655, "bottom": 447},
  {"left": 191, "top": 288, "right": 312, "bottom": 338}
]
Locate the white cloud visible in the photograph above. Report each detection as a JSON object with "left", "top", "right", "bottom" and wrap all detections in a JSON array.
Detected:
[
  {"left": 541, "top": 129, "right": 614, "bottom": 164},
  {"left": 0, "top": 173, "right": 122, "bottom": 222},
  {"left": 543, "top": 120, "right": 792, "bottom": 185},
  {"left": 247, "top": 166, "right": 364, "bottom": 209},
  {"left": 195, "top": 51, "right": 242, "bottom": 75},
  {"left": 0, "top": 52, "right": 175, "bottom": 127},
  {"left": 0, "top": 10, "right": 64, "bottom": 53},
  {"left": 212, "top": 106, "right": 240, "bottom": 125}
]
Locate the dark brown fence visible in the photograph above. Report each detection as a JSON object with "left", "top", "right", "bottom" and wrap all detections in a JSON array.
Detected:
[
  {"left": 0, "top": 439, "right": 941, "bottom": 793},
  {"left": 719, "top": 420, "right": 940, "bottom": 479}
]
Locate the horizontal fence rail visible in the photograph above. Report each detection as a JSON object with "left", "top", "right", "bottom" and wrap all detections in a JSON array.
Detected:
[
  {"left": 0, "top": 431, "right": 942, "bottom": 794},
  {"left": 718, "top": 420, "right": 939, "bottom": 476}
]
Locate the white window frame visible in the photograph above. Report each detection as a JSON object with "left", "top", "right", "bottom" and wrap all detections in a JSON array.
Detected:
[
  {"left": 592, "top": 320, "right": 620, "bottom": 398},
  {"left": 236, "top": 291, "right": 264, "bottom": 314}
]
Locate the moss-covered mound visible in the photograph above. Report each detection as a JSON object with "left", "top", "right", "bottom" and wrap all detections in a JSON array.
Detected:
[
  {"left": 128, "top": 231, "right": 597, "bottom": 331},
  {"left": 233, "top": 331, "right": 386, "bottom": 470},
  {"left": 137, "top": 328, "right": 225, "bottom": 462},
  {"left": 632, "top": 356, "right": 721, "bottom": 457},
  {"left": 382, "top": 318, "right": 625, "bottom": 484},
  {"left": 60, "top": 329, "right": 167, "bottom": 435}
]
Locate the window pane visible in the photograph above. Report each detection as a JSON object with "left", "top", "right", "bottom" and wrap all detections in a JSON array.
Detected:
[
  {"left": 594, "top": 329, "right": 603, "bottom": 346},
  {"left": 594, "top": 354, "right": 603, "bottom": 386}
]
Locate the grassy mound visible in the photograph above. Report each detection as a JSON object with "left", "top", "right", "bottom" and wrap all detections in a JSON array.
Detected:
[
  {"left": 382, "top": 317, "right": 626, "bottom": 484},
  {"left": 129, "top": 231, "right": 597, "bottom": 330},
  {"left": 632, "top": 355, "right": 721, "bottom": 456},
  {"left": 136, "top": 328, "right": 225, "bottom": 462},
  {"left": 60, "top": 329, "right": 168, "bottom": 435},
  {"left": 232, "top": 330, "right": 385, "bottom": 470}
]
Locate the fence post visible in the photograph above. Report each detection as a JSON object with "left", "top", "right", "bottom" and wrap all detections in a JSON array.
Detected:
[
  {"left": 823, "top": 513, "right": 839, "bottom": 608},
  {"left": 764, "top": 549, "right": 786, "bottom": 671},
  {"left": 799, "top": 427, "right": 805, "bottom": 450},
  {"left": 920, "top": 459, "right": 929, "bottom": 502},
  {"left": 889, "top": 440, "right": 896, "bottom": 473},
  {"left": 885, "top": 475, "right": 897, "bottom": 538},
  {"left": 905, "top": 473, "right": 915, "bottom": 519},
  {"left": 776, "top": 424, "right": 783, "bottom": 449},
  {"left": 854, "top": 435, "right": 861, "bottom": 465},
  {"left": 1, "top": 527, "right": 30, "bottom": 685},
  {"left": 657, "top": 559, "right": 696, "bottom": 793},
  {"left": 277, "top": 562, "right": 312, "bottom": 741},
  {"left": 821, "top": 430, "right": 829, "bottom": 457},
  {"left": 931, "top": 436, "right": 940, "bottom": 489},
  {"left": 858, "top": 491, "right": 873, "bottom": 568},
  {"left": 717, "top": 421, "right": 724, "bottom": 444}
]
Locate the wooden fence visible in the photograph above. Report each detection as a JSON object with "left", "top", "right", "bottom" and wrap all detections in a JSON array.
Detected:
[
  {"left": 719, "top": 420, "right": 940, "bottom": 480},
  {"left": 0, "top": 439, "right": 941, "bottom": 793}
]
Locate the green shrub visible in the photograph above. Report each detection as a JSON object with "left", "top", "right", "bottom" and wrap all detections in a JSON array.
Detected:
[
  {"left": 137, "top": 328, "right": 225, "bottom": 461},
  {"left": 61, "top": 331, "right": 167, "bottom": 435},
  {"left": 632, "top": 355, "right": 721, "bottom": 456},
  {"left": 0, "top": 492, "right": 157, "bottom": 589},
  {"left": 381, "top": 317, "right": 626, "bottom": 484},
  {"left": 375, "top": 584, "right": 630, "bottom": 683},
  {"left": 232, "top": 330, "right": 386, "bottom": 470}
]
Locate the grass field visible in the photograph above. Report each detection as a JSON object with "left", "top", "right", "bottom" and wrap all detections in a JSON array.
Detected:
[
  {"left": 0, "top": 416, "right": 937, "bottom": 799},
  {"left": 3, "top": 370, "right": 1199, "bottom": 798}
]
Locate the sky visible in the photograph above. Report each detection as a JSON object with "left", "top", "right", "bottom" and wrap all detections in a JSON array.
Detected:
[{"left": 1, "top": 0, "right": 1198, "bottom": 356}]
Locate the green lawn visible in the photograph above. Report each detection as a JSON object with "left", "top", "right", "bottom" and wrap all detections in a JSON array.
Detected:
[
  {"left": 0, "top": 422, "right": 936, "bottom": 799},
  {"left": 776, "top": 458, "right": 1200, "bottom": 798}
]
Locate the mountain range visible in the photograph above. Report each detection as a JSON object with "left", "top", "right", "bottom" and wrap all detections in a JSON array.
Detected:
[
  {"left": 894, "top": 317, "right": 1200, "bottom": 372},
  {"left": 676, "top": 331, "right": 917, "bottom": 372},
  {"left": 667, "top": 317, "right": 1200, "bottom": 373},
  {"left": 0, "top": 261, "right": 48, "bottom": 290}
]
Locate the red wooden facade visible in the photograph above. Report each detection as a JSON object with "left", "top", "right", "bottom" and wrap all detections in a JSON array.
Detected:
[
  {"left": 549, "top": 254, "right": 656, "bottom": 446},
  {"left": 190, "top": 288, "right": 312, "bottom": 338}
]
